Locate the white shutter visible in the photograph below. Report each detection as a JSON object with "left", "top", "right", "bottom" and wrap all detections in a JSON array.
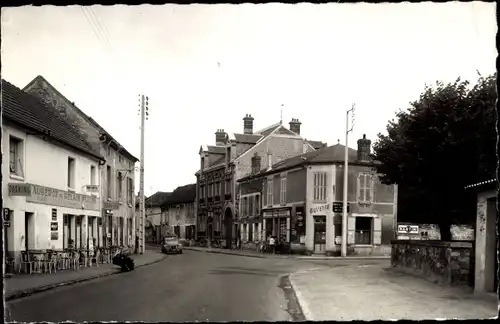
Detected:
[
  {"left": 373, "top": 217, "right": 382, "bottom": 245},
  {"left": 347, "top": 216, "right": 356, "bottom": 244}
]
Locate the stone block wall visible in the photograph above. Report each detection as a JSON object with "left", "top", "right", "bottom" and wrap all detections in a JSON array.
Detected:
[{"left": 391, "top": 240, "right": 473, "bottom": 287}]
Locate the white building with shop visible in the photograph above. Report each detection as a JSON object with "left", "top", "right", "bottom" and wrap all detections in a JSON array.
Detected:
[{"left": 2, "top": 79, "right": 105, "bottom": 266}]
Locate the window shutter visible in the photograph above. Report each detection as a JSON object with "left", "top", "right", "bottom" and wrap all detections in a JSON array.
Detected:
[
  {"left": 356, "top": 174, "right": 361, "bottom": 202},
  {"left": 347, "top": 216, "right": 356, "bottom": 244},
  {"left": 373, "top": 217, "right": 382, "bottom": 245}
]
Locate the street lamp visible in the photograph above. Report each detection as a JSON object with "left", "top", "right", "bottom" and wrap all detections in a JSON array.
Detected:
[{"left": 341, "top": 103, "right": 355, "bottom": 257}]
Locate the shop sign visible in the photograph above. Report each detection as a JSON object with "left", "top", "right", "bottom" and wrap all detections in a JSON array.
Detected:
[
  {"left": 52, "top": 208, "right": 58, "bottom": 221},
  {"left": 397, "top": 224, "right": 419, "bottom": 234},
  {"left": 104, "top": 201, "right": 120, "bottom": 210},
  {"left": 16, "top": 183, "right": 99, "bottom": 211},
  {"left": 8, "top": 183, "right": 32, "bottom": 196},
  {"left": 50, "top": 222, "right": 58, "bottom": 231},
  {"left": 263, "top": 211, "right": 273, "bottom": 218},
  {"left": 277, "top": 209, "right": 290, "bottom": 217},
  {"left": 310, "top": 204, "right": 330, "bottom": 214},
  {"left": 51, "top": 232, "right": 58, "bottom": 240},
  {"left": 332, "top": 201, "right": 350, "bottom": 213},
  {"left": 3, "top": 208, "right": 11, "bottom": 222}
]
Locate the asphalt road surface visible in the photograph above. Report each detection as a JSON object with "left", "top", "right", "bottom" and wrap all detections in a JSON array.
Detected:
[{"left": 6, "top": 250, "right": 387, "bottom": 322}]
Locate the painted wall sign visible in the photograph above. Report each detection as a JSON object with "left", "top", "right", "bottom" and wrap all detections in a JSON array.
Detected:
[
  {"left": 8, "top": 183, "right": 32, "bottom": 196},
  {"left": 52, "top": 208, "right": 58, "bottom": 221},
  {"left": 14, "top": 183, "right": 99, "bottom": 211},
  {"left": 51, "top": 232, "right": 58, "bottom": 240},
  {"left": 3, "top": 208, "right": 11, "bottom": 222},
  {"left": 332, "top": 201, "right": 350, "bottom": 213},
  {"left": 310, "top": 204, "right": 330, "bottom": 214}
]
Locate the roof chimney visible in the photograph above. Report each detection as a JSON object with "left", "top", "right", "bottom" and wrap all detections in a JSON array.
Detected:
[
  {"left": 357, "top": 134, "right": 372, "bottom": 162},
  {"left": 289, "top": 118, "right": 302, "bottom": 135},
  {"left": 251, "top": 152, "right": 262, "bottom": 174},
  {"left": 215, "top": 129, "right": 227, "bottom": 146},
  {"left": 243, "top": 114, "right": 254, "bottom": 134}
]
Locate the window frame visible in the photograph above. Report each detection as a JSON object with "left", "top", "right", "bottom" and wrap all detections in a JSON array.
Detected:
[
  {"left": 280, "top": 176, "right": 287, "bottom": 205},
  {"left": 9, "top": 136, "right": 24, "bottom": 177},
  {"left": 267, "top": 179, "right": 273, "bottom": 206},
  {"left": 67, "top": 157, "right": 76, "bottom": 190},
  {"left": 313, "top": 172, "right": 327, "bottom": 202},
  {"left": 357, "top": 173, "right": 374, "bottom": 204}
]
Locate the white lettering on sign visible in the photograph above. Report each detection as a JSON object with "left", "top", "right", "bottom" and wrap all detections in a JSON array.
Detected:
[
  {"left": 397, "top": 225, "right": 419, "bottom": 234},
  {"left": 310, "top": 204, "right": 330, "bottom": 214}
]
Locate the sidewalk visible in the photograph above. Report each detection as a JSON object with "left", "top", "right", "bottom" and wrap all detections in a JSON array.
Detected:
[
  {"left": 5, "top": 249, "right": 167, "bottom": 301},
  {"left": 289, "top": 264, "right": 498, "bottom": 320},
  {"left": 184, "top": 246, "right": 390, "bottom": 260}
]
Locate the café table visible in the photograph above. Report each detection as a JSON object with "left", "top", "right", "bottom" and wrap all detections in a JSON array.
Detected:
[{"left": 28, "top": 250, "right": 47, "bottom": 274}]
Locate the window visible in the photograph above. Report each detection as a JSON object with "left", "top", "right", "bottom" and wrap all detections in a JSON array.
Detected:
[
  {"left": 127, "top": 178, "right": 133, "bottom": 205},
  {"left": 225, "top": 180, "right": 231, "bottom": 195},
  {"left": 267, "top": 179, "right": 273, "bottom": 206},
  {"left": 106, "top": 166, "right": 112, "bottom": 199},
  {"left": 355, "top": 217, "right": 372, "bottom": 244},
  {"left": 67, "top": 157, "right": 75, "bottom": 189},
  {"left": 208, "top": 183, "right": 213, "bottom": 197},
  {"left": 201, "top": 157, "right": 205, "bottom": 171},
  {"left": 90, "top": 166, "right": 96, "bottom": 185},
  {"left": 280, "top": 177, "right": 287, "bottom": 205},
  {"left": 199, "top": 185, "right": 205, "bottom": 200},
  {"left": 9, "top": 136, "right": 24, "bottom": 177},
  {"left": 226, "top": 147, "right": 231, "bottom": 165},
  {"left": 243, "top": 197, "right": 248, "bottom": 216},
  {"left": 255, "top": 195, "right": 260, "bottom": 215},
  {"left": 118, "top": 172, "right": 123, "bottom": 199},
  {"left": 119, "top": 155, "right": 124, "bottom": 163},
  {"left": 215, "top": 181, "right": 220, "bottom": 196},
  {"left": 248, "top": 223, "right": 253, "bottom": 241},
  {"left": 248, "top": 195, "right": 254, "bottom": 216},
  {"left": 358, "top": 173, "right": 373, "bottom": 204},
  {"left": 313, "top": 172, "right": 327, "bottom": 201}
]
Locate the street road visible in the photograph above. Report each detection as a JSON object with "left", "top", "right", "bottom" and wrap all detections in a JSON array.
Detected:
[{"left": 7, "top": 250, "right": 383, "bottom": 322}]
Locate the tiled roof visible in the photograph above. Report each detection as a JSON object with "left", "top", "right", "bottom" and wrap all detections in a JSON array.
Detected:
[
  {"left": 24, "top": 75, "right": 138, "bottom": 162},
  {"left": 233, "top": 133, "right": 262, "bottom": 144},
  {"left": 145, "top": 191, "right": 172, "bottom": 207},
  {"left": 206, "top": 145, "right": 226, "bottom": 154},
  {"left": 308, "top": 140, "right": 327, "bottom": 150},
  {"left": 2, "top": 79, "right": 104, "bottom": 161},
  {"left": 161, "top": 183, "right": 196, "bottom": 207},
  {"left": 255, "top": 122, "right": 281, "bottom": 136},
  {"left": 238, "top": 144, "right": 361, "bottom": 182}
]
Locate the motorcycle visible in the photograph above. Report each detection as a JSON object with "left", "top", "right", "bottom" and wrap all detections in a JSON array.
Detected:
[{"left": 112, "top": 248, "right": 135, "bottom": 272}]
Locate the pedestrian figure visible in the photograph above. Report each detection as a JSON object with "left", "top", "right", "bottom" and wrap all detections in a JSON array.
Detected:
[{"left": 269, "top": 235, "right": 276, "bottom": 254}]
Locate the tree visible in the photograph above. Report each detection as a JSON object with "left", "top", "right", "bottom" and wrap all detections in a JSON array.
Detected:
[{"left": 372, "top": 73, "right": 497, "bottom": 241}]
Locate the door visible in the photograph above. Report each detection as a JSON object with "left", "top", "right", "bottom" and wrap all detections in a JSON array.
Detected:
[
  {"left": 313, "top": 215, "right": 326, "bottom": 253},
  {"left": 24, "top": 212, "right": 35, "bottom": 251}
]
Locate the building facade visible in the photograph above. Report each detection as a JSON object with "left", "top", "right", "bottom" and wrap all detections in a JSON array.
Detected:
[
  {"left": 136, "top": 191, "right": 172, "bottom": 243},
  {"left": 238, "top": 135, "right": 398, "bottom": 256},
  {"left": 160, "top": 184, "right": 197, "bottom": 240},
  {"left": 24, "top": 76, "right": 139, "bottom": 249},
  {"left": 2, "top": 79, "right": 105, "bottom": 266},
  {"left": 465, "top": 179, "right": 497, "bottom": 295},
  {"left": 195, "top": 115, "right": 324, "bottom": 248}
]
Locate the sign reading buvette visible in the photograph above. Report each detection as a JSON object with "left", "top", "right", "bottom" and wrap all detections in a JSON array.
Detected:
[{"left": 8, "top": 183, "right": 99, "bottom": 211}]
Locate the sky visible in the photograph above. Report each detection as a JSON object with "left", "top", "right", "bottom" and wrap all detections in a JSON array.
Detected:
[{"left": 1, "top": 2, "right": 497, "bottom": 196}]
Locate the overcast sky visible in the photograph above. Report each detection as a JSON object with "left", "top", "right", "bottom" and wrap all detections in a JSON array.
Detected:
[{"left": 1, "top": 3, "right": 496, "bottom": 196}]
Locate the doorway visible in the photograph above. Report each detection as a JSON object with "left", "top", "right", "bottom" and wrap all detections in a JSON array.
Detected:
[
  {"left": 224, "top": 208, "right": 233, "bottom": 249},
  {"left": 313, "top": 215, "right": 326, "bottom": 253},
  {"left": 24, "top": 212, "right": 35, "bottom": 251}
]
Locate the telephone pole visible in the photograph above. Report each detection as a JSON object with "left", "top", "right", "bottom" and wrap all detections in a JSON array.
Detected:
[
  {"left": 138, "top": 94, "right": 149, "bottom": 254},
  {"left": 342, "top": 103, "right": 355, "bottom": 257}
]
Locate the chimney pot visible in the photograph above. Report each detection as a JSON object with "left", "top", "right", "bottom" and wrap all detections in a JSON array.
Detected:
[
  {"left": 243, "top": 114, "right": 254, "bottom": 134},
  {"left": 215, "top": 129, "right": 227, "bottom": 146},
  {"left": 357, "top": 135, "right": 372, "bottom": 162},
  {"left": 289, "top": 118, "right": 302, "bottom": 135}
]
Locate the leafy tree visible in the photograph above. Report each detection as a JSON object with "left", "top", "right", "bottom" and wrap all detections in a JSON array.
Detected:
[{"left": 373, "top": 73, "right": 497, "bottom": 241}]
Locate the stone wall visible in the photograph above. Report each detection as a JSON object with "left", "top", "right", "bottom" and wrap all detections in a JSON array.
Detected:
[{"left": 391, "top": 240, "right": 473, "bottom": 287}]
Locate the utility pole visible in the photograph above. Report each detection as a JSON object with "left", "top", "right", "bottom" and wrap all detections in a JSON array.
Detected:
[
  {"left": 138, "top": 94, "right": 149, "bottom": 254},
  {"left": 341, "top": 103, "right": 355, "bottom": 257}
]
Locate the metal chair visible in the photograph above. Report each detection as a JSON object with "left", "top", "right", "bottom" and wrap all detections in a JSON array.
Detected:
[{"left": 18, "top": 251, "right": 34, "bottom": 274}]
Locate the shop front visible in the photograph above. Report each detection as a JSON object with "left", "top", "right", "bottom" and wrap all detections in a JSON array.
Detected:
[
  {"left": 305, "top": 202, "right": 334, "bottom": 254},
  {"left": 262, "top": 208, "right": 291, "bottom": 243},
  {"left": 5, "top": 183, "right": 101, "bottom": 266}
]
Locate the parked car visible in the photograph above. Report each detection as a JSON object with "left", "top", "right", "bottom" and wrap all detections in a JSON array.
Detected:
[{"left": 161, "top": 235, "right": 183, "bottom": 254}]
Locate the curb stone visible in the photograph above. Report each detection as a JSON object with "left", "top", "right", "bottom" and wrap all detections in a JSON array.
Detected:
[
  {"left": 184, "top": 247, "right": 390, "bottom": 260},
  {"left": 288, "top": 272, "right": 315, "bottom": 321},
  {"left": 5, "top": 254, "right": 168, "bottom": 301}
]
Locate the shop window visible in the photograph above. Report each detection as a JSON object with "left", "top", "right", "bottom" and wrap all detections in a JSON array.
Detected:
[
  {"left": 355, "top": 217, "right": 372, "bottom": 244},
  {"left": 313, "top": 172, "right": 327, "bottom": 202}
]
